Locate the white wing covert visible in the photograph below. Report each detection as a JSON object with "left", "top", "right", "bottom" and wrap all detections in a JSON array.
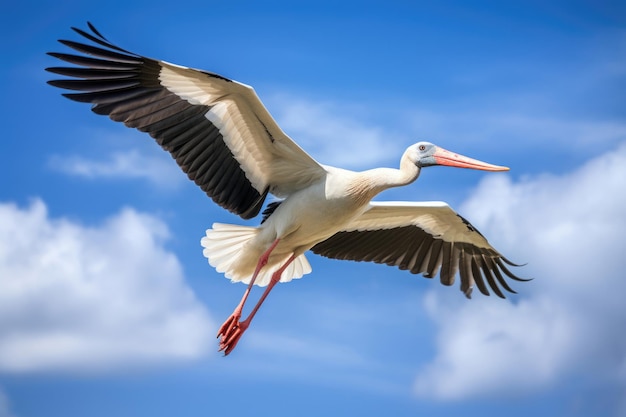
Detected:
[{"left": 46, "top": 23, "right": 325, "bottom": 219}]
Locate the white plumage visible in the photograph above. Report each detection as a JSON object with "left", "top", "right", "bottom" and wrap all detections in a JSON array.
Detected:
[
  {"left": 47, "top": 23, "right": 526, "bottom": 355},
  {"left": 201, "top": 223, "right": 312, "bottom": 286}
]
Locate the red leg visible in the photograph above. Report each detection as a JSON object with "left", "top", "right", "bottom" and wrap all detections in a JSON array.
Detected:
[
  {"left": 216, "top": 239, "right": 280, "bottom": 339},
  {"left": 219, "top": 254, "right": 297, "bottom": 356}
]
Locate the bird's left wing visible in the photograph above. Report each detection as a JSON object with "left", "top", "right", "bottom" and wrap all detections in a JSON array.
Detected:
[
  {"left": 311, "top": 201, "right": 527, "bottom": 298},
  {"left": 46, "top": 23, "right": 325, "bottom": 219}
]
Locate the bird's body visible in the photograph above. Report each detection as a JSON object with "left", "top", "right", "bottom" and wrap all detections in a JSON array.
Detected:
[
  {"left": 205, "top": 163, "right": 412, "bottom": 286},
  {"left": 47, "top": 23, "right": 526, "bottom": 355}
]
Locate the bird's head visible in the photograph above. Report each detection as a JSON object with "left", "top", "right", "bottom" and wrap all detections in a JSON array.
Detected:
[{"left": 408, "top": 141, "right": 509, "bottom": 171}]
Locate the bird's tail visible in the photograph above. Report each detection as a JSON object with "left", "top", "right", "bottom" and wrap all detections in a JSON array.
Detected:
[{"left": 200, "top": 223, "right": 312, "bottom": 286}]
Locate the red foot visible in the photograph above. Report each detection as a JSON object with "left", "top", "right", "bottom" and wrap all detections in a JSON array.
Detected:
[
  {"left": 216, "top": 246, "right": 293, "bottom": 356},
  {"left": 217, "top": 311, "right": 240, "bottom": 339},
  {"left": 217, "top": 316, "right": 249, "bottom": 356}
]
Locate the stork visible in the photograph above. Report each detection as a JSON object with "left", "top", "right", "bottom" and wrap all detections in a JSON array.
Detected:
[{"left": 47, "top": 23, "right": 526, "bottom": 355}]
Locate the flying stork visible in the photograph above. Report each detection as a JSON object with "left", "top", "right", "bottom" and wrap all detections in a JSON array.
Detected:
[{"left": 46, "top": 23, "right": 526, "bottom": 355}]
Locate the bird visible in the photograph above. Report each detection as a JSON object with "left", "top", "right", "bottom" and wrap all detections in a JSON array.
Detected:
[{"left": 46, "top": 23, "right": 526, "bottom": 355}]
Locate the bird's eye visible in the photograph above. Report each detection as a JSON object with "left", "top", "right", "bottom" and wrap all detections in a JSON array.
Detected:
[{"left": 419, "top": 145, "right": 426, "bottom": 151}]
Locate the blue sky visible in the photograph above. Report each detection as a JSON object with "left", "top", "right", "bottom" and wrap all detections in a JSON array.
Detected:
[{"left": 1, "top": 1, "right": 625, "bottom": 416}]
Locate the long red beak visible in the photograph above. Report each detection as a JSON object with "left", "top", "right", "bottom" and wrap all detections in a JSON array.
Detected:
[{"left": 433, "top": 147, "right": 509, "bottom": 171}]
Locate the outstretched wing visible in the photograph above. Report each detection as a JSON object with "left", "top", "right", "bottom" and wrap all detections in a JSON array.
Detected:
[
  {"left": 311, "top": 201, "right": 527, "bottom": 298},
  {"left": 46, "top": 23, "right": 325, "bottom": 219}
]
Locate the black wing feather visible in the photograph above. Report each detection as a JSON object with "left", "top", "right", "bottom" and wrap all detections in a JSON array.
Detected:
[
  {"left": 47, "top": 23, "right": 267, "bottom": 219},
  {"left": 311, "top": 224, "right": 525, "bottom": 299}
]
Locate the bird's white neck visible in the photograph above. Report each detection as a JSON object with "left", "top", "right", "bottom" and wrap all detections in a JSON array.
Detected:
[{"left": 360, "top": 150, "right": 421, "bottom": 197}]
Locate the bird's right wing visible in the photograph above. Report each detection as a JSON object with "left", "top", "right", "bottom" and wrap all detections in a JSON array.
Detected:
[
  {"left": 46, "top": 23, "right": 325, "bottom": 219},
  {"left": 311, "top": 201, "right": 527, "bottom": 298}
]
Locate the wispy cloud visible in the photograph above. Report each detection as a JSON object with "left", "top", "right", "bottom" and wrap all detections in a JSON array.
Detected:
[
  {"left": 413, "top": 141, "right": 626, "bottom": 407},
  {"left": 268, "top": 94, "right": 407, "bottom": 169},
  {"left": 0, "top": 200, "right": 214, "bottom": 373},
  {"left": 48, "top": 148, "right": 184, "bottom": 188},
  {"left": 0, "top": 389, "right": 16, "bottom": 417},
  {"left": 264, "top": 79, "right": 626, "bottom": 178}
]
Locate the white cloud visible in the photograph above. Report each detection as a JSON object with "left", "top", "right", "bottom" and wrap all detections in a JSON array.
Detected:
[
  {"left": 413, "top": 142, "right": 626, "bottom": 402},
  {"left": 267, "top": 87, "right": 626, "bottom": 178},
  {"left": 268, "top": 94, "right": 406, "bottom": 169},
  {"left": 415, "top": 294, "right": 577, "bottom": 399},
  {"left": 48, "top": 148, "right": 184, "bottom": 188},
  {"left": 0, "top": 199, "right": 214, "bottom": 373}
]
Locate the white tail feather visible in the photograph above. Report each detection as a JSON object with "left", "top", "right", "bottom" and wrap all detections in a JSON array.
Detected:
[{"left": 201, "top": 223, "right": 312, "bottom": 287}]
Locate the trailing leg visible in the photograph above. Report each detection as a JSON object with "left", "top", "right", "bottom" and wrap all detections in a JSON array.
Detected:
[
  {"left": 219, "top": 254, "right": 297, "bottom": 355},
  {"left": 216, "top": 239, "right": 281, "bottom": 339}
]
